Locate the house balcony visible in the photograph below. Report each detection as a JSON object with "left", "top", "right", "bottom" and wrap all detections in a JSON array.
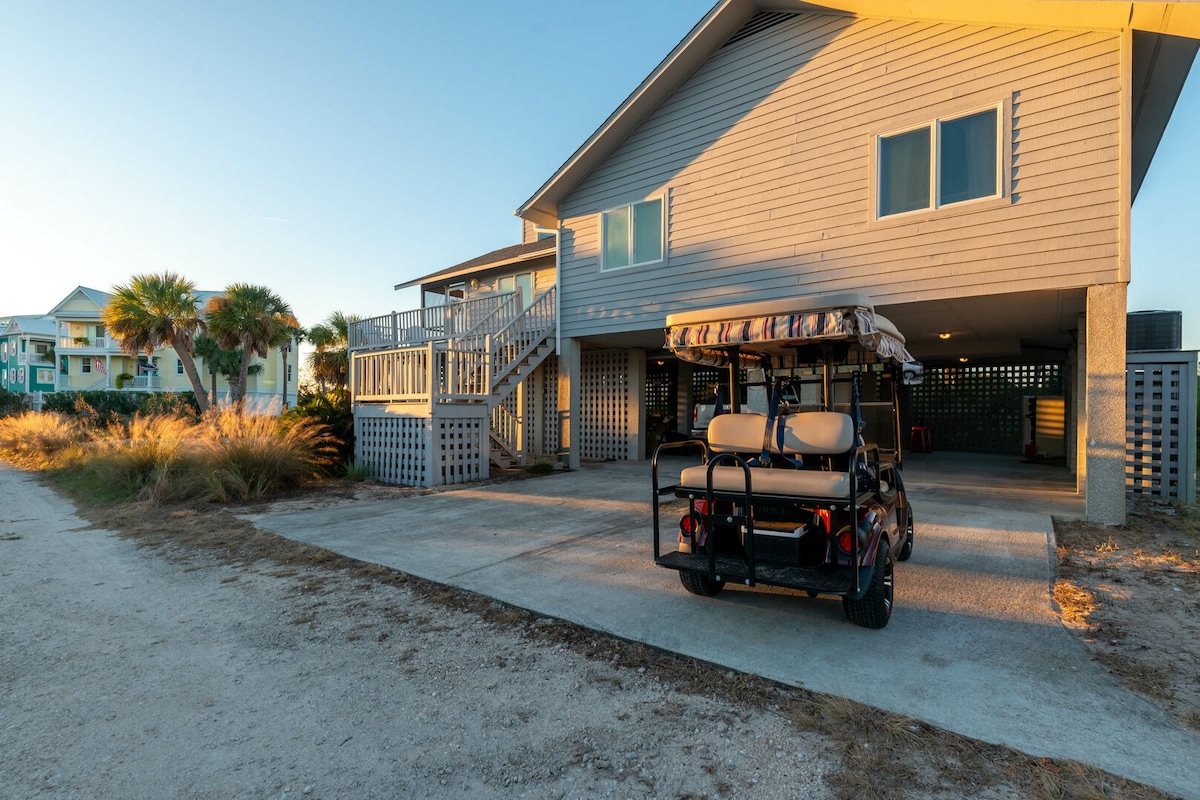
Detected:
[
  {"left": 58, "top": 336, "right": 122, "bottom": 354},
  {"left": 17, "top": 353, "right": 54, "bottom": 366}
]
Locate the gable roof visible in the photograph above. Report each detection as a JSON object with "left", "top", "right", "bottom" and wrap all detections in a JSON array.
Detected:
[
  {"left": 47, "top": 286, "right": 115, "bottom": 316},
  {"left": 0, "top": 316, "right": 56, "bottom": 338},
  {"left": 394, "top": 236, "right": 557, "bottom": 291},
  {"left": 516, "top": 0, "right": 1200, "bottom": 224},
  {"left": 47, "top": 285, "right": 225, "bottom": 317}
]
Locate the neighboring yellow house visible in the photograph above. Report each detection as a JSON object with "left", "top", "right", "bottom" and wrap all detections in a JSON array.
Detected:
[{"left": 48, "top": 286, "right": 299, "bottom": 412}]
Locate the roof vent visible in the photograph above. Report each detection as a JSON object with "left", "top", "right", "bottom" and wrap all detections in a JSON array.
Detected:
[{"left": 723, "top": 11, "right": 795, "bottom": 49}]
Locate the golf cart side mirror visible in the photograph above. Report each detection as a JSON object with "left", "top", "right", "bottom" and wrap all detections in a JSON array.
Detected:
[{"left": 901, "top": 362, "right": 924, "bottom": 386}]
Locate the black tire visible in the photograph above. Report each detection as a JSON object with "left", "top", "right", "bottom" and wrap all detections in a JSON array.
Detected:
[
  {"left": 896, "top": 507, "right": 914, "bottom": 562},
  {"left": 679, "top": 570, "right": 725, "bottom": 597},
  {"left": 842, "top": 541, "right": 894, "bottom": 629}
]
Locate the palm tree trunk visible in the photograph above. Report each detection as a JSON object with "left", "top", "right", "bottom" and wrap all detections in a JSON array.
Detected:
[{"left": 178, "top": 353, "right": 211, "bottom": 413}]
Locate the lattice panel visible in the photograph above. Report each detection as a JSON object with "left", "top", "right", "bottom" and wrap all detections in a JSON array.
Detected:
[
  {"left": 580, "top": 349, "right": 630, "bottom": 460},
  {"left": 691, "top": 367, "right": 723, "bottom": 406},
  {"left": 909, "top": 364, "right": 1063, "bottom": 454},
  {"left": 355, "top": 413, "right": 430, "bottom": 486},
  {"left": 529, "top": 355, "right": 559, "bottom": 458},
  {"left": 435, "top": 416, "right": 486, "bottom": 485},
  {"left": 1127, "top": 361, "right": 1186, "bottom": 502},
  {"left": 646, "top": 362, "right": 675, "bottom": 418}
]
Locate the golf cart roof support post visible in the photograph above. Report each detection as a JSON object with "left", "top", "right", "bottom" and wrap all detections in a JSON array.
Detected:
[
  {"left": 891, "top": 377, "right": 904, "bottom": 468},
  {"left": 821, "top": 344, "right": 833, "bottom": 412},
  {"left": 728, "top": 347, "right": 741, "bottom": 414}
]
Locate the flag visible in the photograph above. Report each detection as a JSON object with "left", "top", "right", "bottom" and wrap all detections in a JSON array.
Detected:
[{"left": 94, "top": 358, "right": 106, "bottom": 375}]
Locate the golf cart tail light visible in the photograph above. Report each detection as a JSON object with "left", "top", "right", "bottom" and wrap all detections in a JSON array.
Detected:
[
  {"left": 837, "top": 529, "right": 853, "bottom": 553},
  {"left": 680, "top": 514, "right": 695, "bottom": 535}
]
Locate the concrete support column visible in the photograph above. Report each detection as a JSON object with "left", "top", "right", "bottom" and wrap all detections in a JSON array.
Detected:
[
  {"left": 1075, "top": 314, "right": 1087, "bottom": 493},
  {"left": 628, "top": 348, "right": 646, "bottom": 460},
  {"left": 1083, "top": 283, "right": 1127, "bottom": 525},
  {"left": 558, "top": 337, "right": 581, "bottom": 471}
]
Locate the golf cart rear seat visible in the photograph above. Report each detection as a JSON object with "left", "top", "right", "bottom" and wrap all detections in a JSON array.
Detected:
[{"left": 678, "top": 411, "right": 856, "bottom": 500}]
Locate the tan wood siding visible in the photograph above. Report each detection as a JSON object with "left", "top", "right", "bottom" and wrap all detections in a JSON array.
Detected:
[{"left": 557, "top": 13, "right": 1122, "bottom": 338}]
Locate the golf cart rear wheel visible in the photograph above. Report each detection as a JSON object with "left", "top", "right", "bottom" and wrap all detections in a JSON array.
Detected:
[
  {"left": 897, "top": 507, "right": 914, "bottom": 562},
  {"left": 679, "top": 571, "right": 725, "bottom": 597},
  {"left": 842, "top": 541, "right": 894, "bottom": 629}
]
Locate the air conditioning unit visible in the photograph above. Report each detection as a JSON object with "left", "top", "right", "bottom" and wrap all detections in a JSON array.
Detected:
[{"left": 1127, "top": 310, "right": 1182, "bottom": 352}]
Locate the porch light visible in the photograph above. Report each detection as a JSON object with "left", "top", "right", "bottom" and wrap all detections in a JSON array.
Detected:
[{"left": 938, "top": 332, "right": 952, "bottom": 340}]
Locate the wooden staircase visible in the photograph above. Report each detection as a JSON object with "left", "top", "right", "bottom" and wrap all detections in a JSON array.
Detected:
[{"left": 349, "top": 287, "right": 557, "bottom": 469}]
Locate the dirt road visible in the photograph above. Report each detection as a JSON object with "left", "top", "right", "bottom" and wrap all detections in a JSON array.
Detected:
[{"left": 0, "top": 465, "right": 1183, "bottom": 800}]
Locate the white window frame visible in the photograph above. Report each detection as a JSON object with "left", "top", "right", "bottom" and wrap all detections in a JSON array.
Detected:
[
  {"left": 599, "top": 195, "right": 666, "bottom": 272},
  {"left": 874, "top": 102, "right": 1005, "bottom": 220}
]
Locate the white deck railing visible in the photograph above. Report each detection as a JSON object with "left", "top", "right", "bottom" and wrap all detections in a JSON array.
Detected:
[
  {"left": 349, "top": 294, "right": 518, "bottom": 352},
  {"left": 351, "top": 287, "right": 556, "bottom": 412}
]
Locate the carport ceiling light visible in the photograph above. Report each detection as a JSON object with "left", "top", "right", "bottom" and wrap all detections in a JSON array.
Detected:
[{"left": 938, "top": 332, "right": 952, "bottom": 339}]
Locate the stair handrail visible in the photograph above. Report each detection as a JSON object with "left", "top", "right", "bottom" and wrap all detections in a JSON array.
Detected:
[
  {"left": 487, "top": 286, "right": 557, "bottom": 385},
  {"left": 489, "top": 402, "right": 523, "bottom": 464},
  {"left": 453, "top": 290, "right": 524, "bottom": 352}
]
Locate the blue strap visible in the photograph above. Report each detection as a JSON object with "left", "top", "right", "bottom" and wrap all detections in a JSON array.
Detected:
[{"left": 752, "top": 378, "right": 781, "bottom": 467}]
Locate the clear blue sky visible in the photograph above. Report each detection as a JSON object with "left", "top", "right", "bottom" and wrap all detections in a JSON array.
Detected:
[{"left": 2, "top": 1, "right": 1197, "bottom": 348}]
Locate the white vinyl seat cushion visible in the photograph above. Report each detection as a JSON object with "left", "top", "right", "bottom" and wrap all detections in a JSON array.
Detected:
[{"left": 679, "top": 464, "right": 850, "bottom": 498}]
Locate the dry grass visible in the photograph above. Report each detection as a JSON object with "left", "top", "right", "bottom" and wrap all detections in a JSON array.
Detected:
[
  {"left": 1053, "top": 578, "right": 1099, "bottom": 628},
  {"left": 0, "top": 412, "right": 88, "bottom": 468},
  {"left": 1055, "top": 498, "right": 1200, "bottom": 729},
  {"left": 2, "top": 408, "right": 340, "bottom": 506}
]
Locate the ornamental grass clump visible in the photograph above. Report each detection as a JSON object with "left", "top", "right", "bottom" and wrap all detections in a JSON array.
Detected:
[
  {"left": 86, "top": 413, "right": 208, "bottom": 504},
  {"left": 197, "top": 409, "right": 338, "bottom": 502},
  {"left": 0, "top": 412, "right": 88, "bottom": 469}
]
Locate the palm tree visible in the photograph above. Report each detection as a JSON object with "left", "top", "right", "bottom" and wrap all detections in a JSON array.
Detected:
[
  {"left": 103, "top": 272, "right": 211, "bottom": 412},
  {"left": 195, "top": 335, "right": 262, "bottom": 407},
  {"left": 204, "top": 284, "right": 300, "bottom": 407},
  {"left": 306, "top": 311, "right": 357, "bottom": 397}
]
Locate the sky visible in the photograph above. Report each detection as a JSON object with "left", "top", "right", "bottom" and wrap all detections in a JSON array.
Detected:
[{"left": 2, "top": 1, "right": 1198, "bottom": 349}]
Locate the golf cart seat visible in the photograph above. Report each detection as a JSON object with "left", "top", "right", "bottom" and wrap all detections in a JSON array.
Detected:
[{"left": 678, "top": 411, "right": 857, "bottom": 500}]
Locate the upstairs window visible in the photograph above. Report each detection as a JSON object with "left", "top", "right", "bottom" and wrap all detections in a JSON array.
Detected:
[
  {"left": 601, "top": 196, "right": 664, "bottom": 270},
  {"left": 877, "top": 107, "right": 1000, "bottom": 218}
]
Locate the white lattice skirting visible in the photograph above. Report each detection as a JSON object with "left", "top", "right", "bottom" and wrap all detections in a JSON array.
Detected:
[{"left": 355, "top": 404, "right": 489, "bottom": 487}]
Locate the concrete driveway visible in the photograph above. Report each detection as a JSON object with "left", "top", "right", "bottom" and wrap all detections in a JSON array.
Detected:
[{"left": 243, "top": 454, "right": 1199, "bottom": 799}]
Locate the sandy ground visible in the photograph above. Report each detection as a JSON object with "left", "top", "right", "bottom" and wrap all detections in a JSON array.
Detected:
[
  {"left": 0, "top": 466, "right": 1190, "bottom": 800},
  {"left": 1054, "top": 498, "right": 1200, "bottom": 732}
]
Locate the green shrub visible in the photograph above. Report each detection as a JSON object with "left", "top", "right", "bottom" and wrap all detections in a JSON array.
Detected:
[
  {"left": 0, "top": 387, "right": 28, "bottom": 418},
  {"left": 41, "top": 390, "right": 197, "bottom": 418},
  {"left": 343, "top": 460, "right": 372, "bottom": 482},
  {"left": 282, "top": 391, "right": 353, "bottom": 468}
]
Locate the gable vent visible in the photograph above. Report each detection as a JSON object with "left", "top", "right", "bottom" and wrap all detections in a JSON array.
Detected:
[{"left": 722, "top": 11, "right": 795, "bottom": 48}]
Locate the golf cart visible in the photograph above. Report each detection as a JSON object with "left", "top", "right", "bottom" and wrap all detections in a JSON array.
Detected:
[{"left": 651, "top": 293, "right": 921, "bottom": 629}]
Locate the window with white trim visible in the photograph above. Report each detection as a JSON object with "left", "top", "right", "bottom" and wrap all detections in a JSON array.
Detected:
[
  {"left": 877, "top": 107, "right": 1000, "bottom": 218},
  {"left": 177, "top": 358, "right": 184, "bottom": 375},
  {"left": 601, "top": 196, "right": 664, "bottom": 270}
]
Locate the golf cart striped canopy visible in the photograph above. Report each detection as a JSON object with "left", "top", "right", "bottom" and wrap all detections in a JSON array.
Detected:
[{"left": 665, "top": 293, "right": 914, "bottom": 369}]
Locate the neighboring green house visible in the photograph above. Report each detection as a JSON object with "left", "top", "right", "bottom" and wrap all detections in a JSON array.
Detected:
[{"left": 0, "top": 316, "right": 57, "bottom": 405}]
